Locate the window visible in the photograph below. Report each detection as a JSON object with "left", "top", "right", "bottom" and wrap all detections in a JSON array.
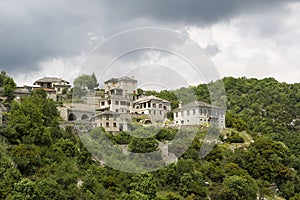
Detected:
[
  {"left": 127, "top": 102, "right": 130, "bottom": 106},
  {"left": 153, "top": 103, "right": 156, "bottom": 108},
  {"left": 181, "top": 111, "right": 184, "bottom": 117},
  {"left": 101, "top": 101, "right": 105, "bottom": 106},
  {"left": 175, "top": 112, "right": 178, "bottom": 117},
  {"left": 116, "top": 89, "right": 123, "bottom": 96},
  {"left": 159, "top": 104, "right": 162, "bottom": 108},
  {"left": 187, "top": 110, "right": 190, "bottom": 116},
  {"left": 106, "top": 122, "right": 109, "bottom": 127},
  {"left": 193, "top": 109, "right": 196, "bottom": 115},
  {"left": 149, "top": 110, "right": 151, "bottom": 114},
  {"left": 160, "top": 111, "right": 162, "bottom": 115},
  {"left": 121, "top": 101, "right": 126, "bottom": 105},
  {"left": 116, "top": 109, "right": 119, "bottom": 112},
  {"left": 106, "top": 115, "right": 109, "bottom": 120},
  {"left": 113, "top": 123, "right": 117, "bottom": 127},
  {"left": 115, "top": 100, "right": 119, "bottom": 105},
  {"left": 154, "top": 110, "right": 156, "bottom": 115}
]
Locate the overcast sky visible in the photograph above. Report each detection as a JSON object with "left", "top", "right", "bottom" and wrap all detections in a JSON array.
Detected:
[{"left": 0, "top": 0, "right": 299, "bottom": 87}]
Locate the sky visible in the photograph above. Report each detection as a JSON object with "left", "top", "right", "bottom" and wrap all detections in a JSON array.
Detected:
[{"left": 0, "top": 0, "right": 299, "bottom": 88}]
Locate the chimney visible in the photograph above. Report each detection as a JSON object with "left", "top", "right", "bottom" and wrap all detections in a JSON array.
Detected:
[{"left": 179, "top": 101, "right": 182, "bottom": 109}]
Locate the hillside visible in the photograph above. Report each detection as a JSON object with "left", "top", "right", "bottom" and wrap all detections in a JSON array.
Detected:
[{"left": 0, "top": 75, "right": 300, "bottom": 199}]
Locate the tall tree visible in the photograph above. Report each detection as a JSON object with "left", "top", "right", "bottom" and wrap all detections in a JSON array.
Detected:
[{"left": 73, "top": 73, "right": 98, "bottom": 90}]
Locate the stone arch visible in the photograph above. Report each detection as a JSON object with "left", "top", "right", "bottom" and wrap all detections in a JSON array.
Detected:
[
  {"left": 68, "top": 113, "right": 77, "bottom": 121},
  {"left": 144, "top": 119, "right": 152, "bottom": 125},
  {"left": 81, "top": 114, "right": 89, "bottom": 120}
]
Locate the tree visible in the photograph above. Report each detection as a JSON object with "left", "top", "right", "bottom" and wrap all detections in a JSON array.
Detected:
[
  {"left": 0, "top": 71, "right": 7, "bottom": 87},
  {"left": 130, "top": 173, "right": 158, "bottom": 199},
  {"left": 128, "top": 137, "right": 158, "bottom": 153},
  {"left": 216, "top": 175, "right": 258, "bottom": 200},
  {"left": 11, "top": 144, "right": 42, "bottom": 176},
  {"left": 10, "top": 178, "right": 38, "bottom": 200},
  {"left": 73, "top": 73, "right": 98, "bottom": 90},
  {"left": 4, "top": 90, "right": 60, "bottom": 145},
  {"left": 2, "top": 76, "right": 16, "bottom": 102}
]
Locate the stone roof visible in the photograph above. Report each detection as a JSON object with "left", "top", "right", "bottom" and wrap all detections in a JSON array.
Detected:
[
  {"left": 92, "top": 111, "right": 120, "bottom": 118},
  {"left": 104, "top": 76, "right": 137, "bottom": 83},
  {"left": 174, "top": 101, "right": 223, "bottom": 111},
  {"left": 134, "top": 95, "right": 170, "bottom": 104},
  {"left": 33, "top": 77, "right": 69, "bottom": 84}
]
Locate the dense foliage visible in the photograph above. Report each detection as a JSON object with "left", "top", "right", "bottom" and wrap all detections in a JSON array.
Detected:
[{"left": 0, "top": 75, "right": 299, "bottom": 199}]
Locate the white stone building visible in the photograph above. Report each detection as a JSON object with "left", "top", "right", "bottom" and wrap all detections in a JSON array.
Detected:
[
  {"left": 61, "top": 76, "right": 172, "bottom": 132},
  {"left": 90, "top": 76, "right": 137, "bottom": 132},
  {"left": 173, "top": 101, "right": 225, "bottom": 128},
  {"left": 132, "top": 95, "right": 171, "bottom": 123},
  {"left": 92, "top": 111, "right": 130, "bottom": 132}
]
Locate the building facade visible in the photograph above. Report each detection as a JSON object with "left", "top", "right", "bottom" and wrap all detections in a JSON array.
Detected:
[
  {"left": 173, "top": 101, "right": 225, "bottom": 128},
  {"left": 33, "top": 77, "right": 71, "bottom": 101},
  {"left": 132, "top": 95, "right": 171, "bottom": 123},
  {"left": 83, "top": 76, "right": 171, "bottom": 132}
]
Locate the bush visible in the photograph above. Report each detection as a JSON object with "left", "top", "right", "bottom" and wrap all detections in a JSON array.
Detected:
[{"left": 227, "top": 131, "right": 245, "bottom": 143}]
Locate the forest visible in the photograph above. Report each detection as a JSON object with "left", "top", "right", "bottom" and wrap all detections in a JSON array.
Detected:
[{"left": 0, "top": 72, "right": 300, "bottom": 200}]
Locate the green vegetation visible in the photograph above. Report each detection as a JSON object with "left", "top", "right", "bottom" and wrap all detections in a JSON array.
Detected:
[
  {"left": 0, "top": 73, "right": 300, "bottom": 199},
  {"left": 0, "top": 71, "right": 16, "bottom": 102},
  {"left": 72, "top": 73, "right": 99, "bottom": 98}
]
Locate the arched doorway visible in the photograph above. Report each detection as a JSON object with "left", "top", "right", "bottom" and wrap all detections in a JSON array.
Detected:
[
  {"left": 81, "top": 114, "right": 89, "bottom": 120},
  {"left": 144, "top": 119, "right": 152, "bottom": 125},
  {"left": 68, "top": 113, "right": 77, "bottom": 121}
]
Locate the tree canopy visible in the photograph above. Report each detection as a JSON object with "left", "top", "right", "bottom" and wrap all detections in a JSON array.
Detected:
[{"left": 0, "top": 73, "right": 300, "bottom": 199}]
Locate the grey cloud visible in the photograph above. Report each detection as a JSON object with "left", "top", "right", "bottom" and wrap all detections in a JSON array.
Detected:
[
  {"left": 0, "top": 0, "right": 296, "bottom": 75},
  {"left": 204, "top": 44, "right": 220, "bottom": 57},
  {"left": 101, "top": 0, "right": 295, "bottom": 26}
]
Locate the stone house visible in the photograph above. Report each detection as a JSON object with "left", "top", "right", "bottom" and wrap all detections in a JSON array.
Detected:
[
  {"left": 92, "top": 76, "right": 137, "bottom": 132},
  {"left": 132, "top": 95, "right": 171, "bottom": 123},
  {"left": 33, "top": 77, "right": 71, "bottom": 101},
  {"left": 82, "top": 76, "right": 172, "bottom": 132},
  {"left": 91, "top": 111, "right": 130, "bottom": 132},
  {"left": 173, "top": 101, "right": 225, "bottom": 128}
]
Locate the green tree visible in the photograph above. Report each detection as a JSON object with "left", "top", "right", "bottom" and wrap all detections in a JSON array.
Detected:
[
  {"left": 215, "top": 175, "right": 258, "bottom": 200},
  {"left": 10, "top": 178, "right": 38, "bottom": 200},
  {"left": 3, "top": 76, "right": 16, "bottom": 102},
  {"left": 73, "top": 73, "right": 98, "bottom": 90},
  {"left": 0, "top": 71, "right": 7, "bottom": 87},
  {"left": 128, "top": 137, "right": 158, "bottom": 153},
  {"left": 130, "top": 173, "right": 158, "bottom": 199}
]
